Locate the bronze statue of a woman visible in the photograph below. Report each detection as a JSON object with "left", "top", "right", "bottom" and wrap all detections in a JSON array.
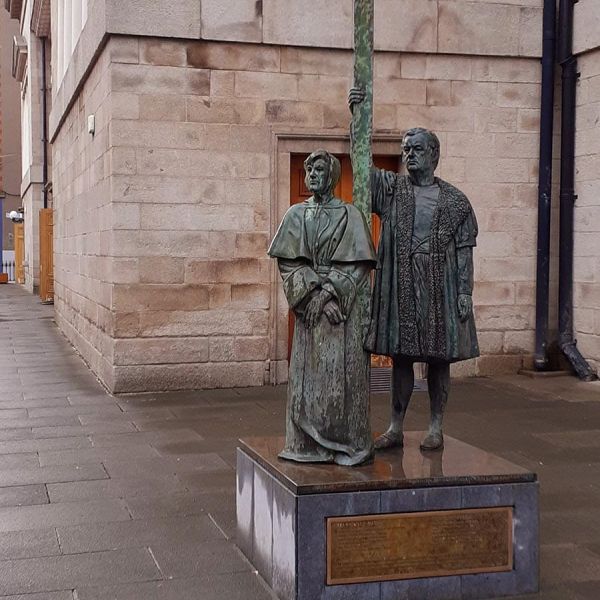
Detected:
[{"left": 268, "top": 150, "right": 376, "bottom": 466}]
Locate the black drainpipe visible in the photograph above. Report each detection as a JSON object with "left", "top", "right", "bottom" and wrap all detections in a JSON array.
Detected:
[
  {"left": 533, "top": 0, "right": 556, "bottom": 371},
  {"left": 41, "top": 37, "right": 48, "bottom": 209},
  {"left": 557, "top": 0, "right": 597, "bottom": 380}
]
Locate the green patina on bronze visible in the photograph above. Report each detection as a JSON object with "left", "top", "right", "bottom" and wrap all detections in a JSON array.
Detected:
[
  {"left": 269, "top": 2, "right": 480, "bottom": 464},
  {"left": 350, "top": 1, "right": 376, "bottom": 463},
  {"left": 351, "top": 0, "right": 374, "bottom": 220},
  {"left": 363, "top": 130, "right": 480, "bottom": 454},
  {"left": 351, "top": 0, "right": 375, "bottom": 360},
  {"left": 268, "top": 151, "right": 376, "bottom": 466}
]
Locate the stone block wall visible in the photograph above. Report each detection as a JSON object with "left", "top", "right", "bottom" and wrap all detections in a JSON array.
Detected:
[
  {"left": 200, "top": 0, "right": 542, "bottom": 57},
  {"left": 106, "top": 38, "right": 273, "bottom": 391},
  {"left": 573, "top": 0, "right": 600, "bottom": 374},
  {"left": 53, "top": 45, "right": 114, "bottom": 386}
]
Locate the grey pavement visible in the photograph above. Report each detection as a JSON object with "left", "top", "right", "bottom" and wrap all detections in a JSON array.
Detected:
[{"left": 0, "top": 282, "right": 600, "bottom": 599}]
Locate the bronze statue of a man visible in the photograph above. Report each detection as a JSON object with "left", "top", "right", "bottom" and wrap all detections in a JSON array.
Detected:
[
  {"left": 268, "top": 150, "right": 377, "bottom": 466},
  {"left": 350, "top": 91, "right": 479, "bottom": 451}
]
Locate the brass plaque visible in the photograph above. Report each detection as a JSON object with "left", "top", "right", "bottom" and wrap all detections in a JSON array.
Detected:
[{"left": 326, "top": 507, "right": 513, "bottom": 585}]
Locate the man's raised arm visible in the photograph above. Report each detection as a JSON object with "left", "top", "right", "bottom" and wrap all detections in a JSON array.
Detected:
[{"left": 348, "top": 87, "right": 388, "bottom": 216}]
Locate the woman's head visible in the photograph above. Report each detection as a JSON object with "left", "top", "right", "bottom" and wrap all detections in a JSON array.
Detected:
[{"left": 304, "top": 150, "right": 341, "bottom": 198}]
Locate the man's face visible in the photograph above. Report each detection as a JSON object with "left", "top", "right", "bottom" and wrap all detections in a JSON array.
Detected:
[
  {"left": 305, "top": 158, "right": 330, "bottom": 195},
  {"left": 402, "top": 133, "right": 436, "bottom": 178}
]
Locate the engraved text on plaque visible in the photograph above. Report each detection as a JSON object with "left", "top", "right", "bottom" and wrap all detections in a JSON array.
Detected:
[{"left": 326, "top": 507, "right": 513, "bottom": 585}]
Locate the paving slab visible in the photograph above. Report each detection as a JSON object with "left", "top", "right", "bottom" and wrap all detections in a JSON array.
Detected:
[
  {"left": 101, "top": 453, "right": 230, "bottom": 478},
  {"left": 46, "top": 475, "right": 189, "bottom": 502},
  {"left": 0, "top": 430, "right": 33, "bottom": 442},
  {"left": 27, "top": 405, "right": 123, "bottom": 418},
  {"left": 0, "top": 436, "right": 91, "bottom": 454},
  {"left": 0, "top": 548, "right": 161, "bottom": 596},
  {"left": 0, "top": 416, "right": 80, "bottom": 430},
  {"left": 123, "top": 489, "right": 234, "bottom": 520},
  {"left": 56, "top": 515, "right": 224, "bottom": 554},
  {"left": 570, "top": 581, "right": 600, "bottom": 599},
  {"left": 32, "top": 423, "right": 137, "bottom": 438},
  {"left": 209, "top": 507, "right": 237, "bottom": 540},
  {"left": 0, "top": 484, "right": 48, "bottom": 508},
  {"left": 0, "top": 464, "right": 107, "bottom": 487},
  {"left": 88, "top": 428, "right": 204, "bottom": 448},
  {"left": 0, "top": 592, "right": 74, "bottom": 600},
  {"left": 75, "top": 573, "right": 276, "bottom": 600},
  {"left": 149, "top": 539, "right": 250, "bottom": 578},
  {"left": 0, "top": 528, "right": 60, "bottom": 560},
  {"left": 541, "top": 544, "right": 600, "bottom": 585},
  {"left": 0, "top": 453, "right": 39, "bottom": 469},
  {"left": 150, "top": 438, "right": 228, "bottom": 456},
  {"left": 38, "top": 444, "right": 159, "bottom": 467},
  {"left": 0, "top": 498, "right": 130, "bottom": 532},
  {"left": 0, "top": 398, "right": 69, "bottom": 410},
  {"left": 0, "top": 410, "right": 28, "bottom": 420}
]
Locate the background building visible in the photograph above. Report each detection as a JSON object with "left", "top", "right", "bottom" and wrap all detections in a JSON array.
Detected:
[
  {"left": 4, "top": 0, "right": 599, "bottom": 393},
  {"left": 0, "top": 8, "right": 22, "bottom": 270},
  {"left": 4, "top": 0, "right": 51, "bottom": 293}
]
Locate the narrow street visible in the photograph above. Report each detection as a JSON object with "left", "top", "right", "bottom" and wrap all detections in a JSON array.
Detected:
[{"left": 0, "top": 284, "right": 599, "bottom": 599}]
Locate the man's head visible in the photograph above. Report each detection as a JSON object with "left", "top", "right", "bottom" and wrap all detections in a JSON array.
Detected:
[
  {"left": 304, "top": 150, "right": 341, "bottom": 197},
  {"left": 402, "top": 128, "right": 440, "bottom": 181}
]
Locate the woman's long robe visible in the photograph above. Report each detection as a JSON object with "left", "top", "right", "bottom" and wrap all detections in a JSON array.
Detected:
[{"left": 268, "top": 197, "right": 377, "bottom": 465}]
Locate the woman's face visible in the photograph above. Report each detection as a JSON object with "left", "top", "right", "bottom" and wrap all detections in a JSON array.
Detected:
[{"left": 305, "top": 158, "right": 330, "bottom": 195}]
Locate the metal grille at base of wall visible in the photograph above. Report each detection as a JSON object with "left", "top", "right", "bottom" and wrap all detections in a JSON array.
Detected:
[{"left": 369, "top": 367, "right": 427, "bottom": 394}]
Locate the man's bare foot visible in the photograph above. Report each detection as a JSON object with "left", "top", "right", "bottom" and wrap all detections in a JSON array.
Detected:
[
  {"left": 374, "top": 430, "right": 404, "bottom": 450},
  {"left": 420, "top": 431, "right": 444, "bottom": 451}
]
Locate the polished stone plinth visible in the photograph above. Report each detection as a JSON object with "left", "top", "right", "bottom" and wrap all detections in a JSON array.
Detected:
[{"left": 236, "top": 432, "right": 538, "bottom": 600}]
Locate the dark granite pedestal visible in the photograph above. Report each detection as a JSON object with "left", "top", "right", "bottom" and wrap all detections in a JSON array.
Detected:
[{"left": 236, "top": 432, "right": 538, "bottom": 600}]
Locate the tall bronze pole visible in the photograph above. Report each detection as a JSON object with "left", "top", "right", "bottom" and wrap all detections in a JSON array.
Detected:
[
  {"left": 352, "top": 0, "right": 374, "bottom": 397},
  {"left": 352, "top": 0, "right": 374, "bottom": 221}
]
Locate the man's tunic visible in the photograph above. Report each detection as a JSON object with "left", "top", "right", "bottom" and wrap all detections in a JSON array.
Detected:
[{"left": 365, "top": 170, "right": 479, "bottom": 363}]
